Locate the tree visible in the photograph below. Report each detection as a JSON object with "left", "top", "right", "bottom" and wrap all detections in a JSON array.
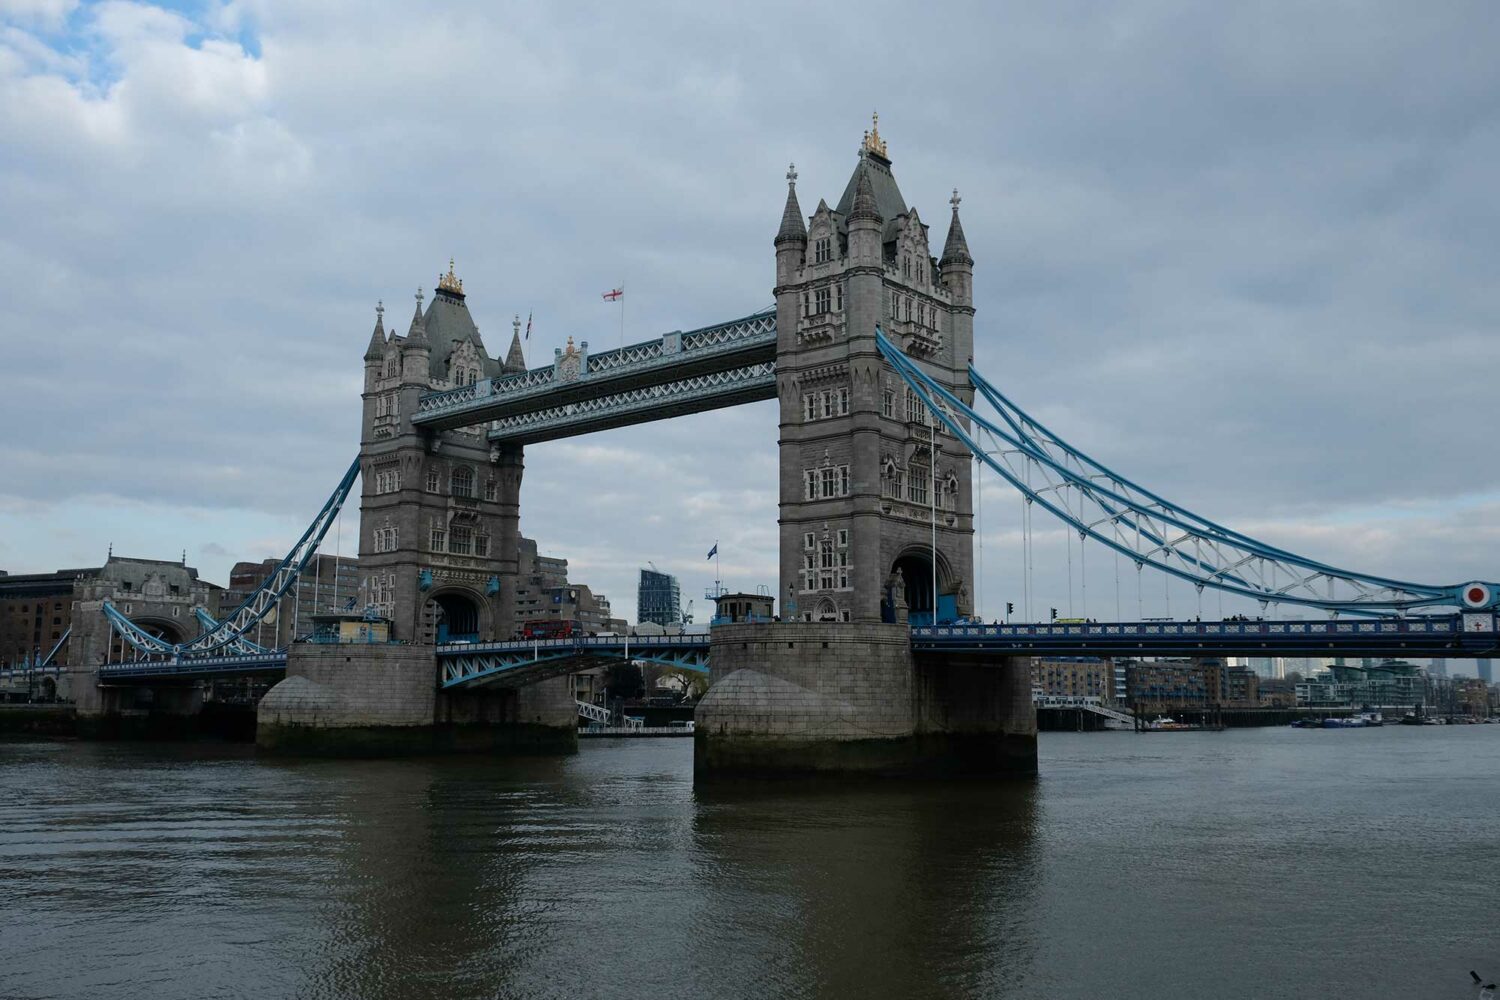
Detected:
[
  {"left": 660, "top": 666, "right": 710, "bottom": 701},
  {"left": 604, "top": 661, "right": 644, "bottom": 700}
]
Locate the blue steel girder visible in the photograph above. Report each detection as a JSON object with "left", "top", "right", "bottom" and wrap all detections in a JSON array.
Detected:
[
  {"left": 438, "top": 635, "right": 710, "bottom": 689},
  {"left": 912, "top": 614, "right": 1500, "bottom": 660},
  {"left": 876, "top": 329, "right": 1498, "bottom": 614},
  {"left": 412, "top": 309, "right": 776, "bottom": 432}
]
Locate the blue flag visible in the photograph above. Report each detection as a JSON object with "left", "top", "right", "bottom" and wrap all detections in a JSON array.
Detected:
[{"left": 706, "top": 543, "right": 718, "bottom": 560}]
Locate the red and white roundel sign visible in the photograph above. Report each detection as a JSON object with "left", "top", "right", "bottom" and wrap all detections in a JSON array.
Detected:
[{"left": 1461, "top": 582, "right": 1492, "bottom": 608}]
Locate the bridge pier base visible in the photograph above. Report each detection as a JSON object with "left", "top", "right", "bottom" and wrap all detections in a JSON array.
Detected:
[
  {"left": 73, "top": 680, "right": 206, "bottom": 740},
  {"left": 257, "top": 644, "right": 576, "bottom": 757},
  {"left": 694, "top": 623, "right": 1036, "bottom": 779}
]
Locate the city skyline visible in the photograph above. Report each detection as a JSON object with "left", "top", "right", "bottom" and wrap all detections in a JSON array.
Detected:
[{"left": 2, "top": 1, "right": 1498, "bottom": 625}]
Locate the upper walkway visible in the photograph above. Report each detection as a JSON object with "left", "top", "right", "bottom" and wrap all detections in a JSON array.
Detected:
[{"left": 411, "top": 309, "right": 776, "bottom": 440}]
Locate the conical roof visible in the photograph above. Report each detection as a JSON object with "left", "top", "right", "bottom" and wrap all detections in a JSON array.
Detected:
[
  {"left": 835, "top": 151, "right": 905, "bottom": 237},
  {"left": 940, "top": 194, "right": 973, "bottom": 267},
  {"left": 405, "top": 293, "right": 429, "bottom": 346},
  {"left": 363, "top": 303, "right": 387, "bottom": 360},
  {"left": 775, "top": 166, "right": 807, "bottom": 245},
  {"left": 504, "top": 327, "right": 526, "bottom": 372}
]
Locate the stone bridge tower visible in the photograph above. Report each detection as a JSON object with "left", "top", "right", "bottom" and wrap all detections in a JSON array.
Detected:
[
  {"left": 774, "top": 117, "right": 976, "bottom": 625},
  {"left": 359, "top": 263, "right": 528, "bottom": 644}
]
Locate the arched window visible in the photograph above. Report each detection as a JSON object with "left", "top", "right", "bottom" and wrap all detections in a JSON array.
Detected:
[
  {"left": 451, "top": 466, "right": 474, "bottom": 498},
  {"left": 385, "top": 356, "right": 397, "bottom": 378}
]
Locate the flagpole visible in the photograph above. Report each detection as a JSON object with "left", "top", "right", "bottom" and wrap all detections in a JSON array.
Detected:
[{"left": 619, "top": 280, "right": 625, "bottom": 351}]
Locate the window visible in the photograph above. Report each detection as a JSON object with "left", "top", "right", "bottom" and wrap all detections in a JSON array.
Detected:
[
  {"left": 882, "top": 388, "right": 895, "bottom": 418},
  {"left": 474, "top": 535, "right": 490, "bottom": 557},
  {"left": 821, "top": 467, "right": 835, "bottom": 498},
  {"left": 814, "top": 237, "right": 831, "bottom": 263},
  {"left": 804, "top": 532, "right": 815, "bottom": 550},
  {"left": 376, "top": 395, "right": 388, "bottom": 417},
  {"left": 483, "top": 479, "right": 497, "bottom": 502},
  {"left": 835, "top": 282, "right": 843, "bottom": 311},
  {"left": 804, "top": 470, "right": 817, "bottom": 500},
  {"left": 838, "top": 465, "right": 850, "bottom": 496},
  {"left": 451, "top": 466, "right": 474, "bottom": 498},
  {"left": 375, "top": 526, "right": 399, "bottom": 552},
  {"left": 837, "top": 529, "right": 849, "bottom": 547},
  {"left": 837, "top": 387, "right": 849, "bottom": 415},
  {"left": 909, "top": 462, "right": 929, "bottom": 505},
  {"left": 450, "top": 527, "right": 472, "bottom": 556},
  {"left": 426, "top": 467, "right": 440, "bottom": 493},
  {"left": 822, "top": 392, "right": 835, "bottom": 419},
  {"left": 386, "top": 357, "right": 397, "bottom": 378},
  {"left": 906, "top": 389, "right": 930, "bottom": 425},
  {"left": 804, "top": 394, "right": 817, "bottom": 421},
  {"left": 387, "top": 393, "right": 398, "bottom": 417},
  {"left": 430, "top": 527, "right": 446, "bottom": 552},
  {"left": 819, "top": 539, "right": 836, "bottom": 590},
  {"left": 802, "top": 554, "right": 816, "bottom": 592},
  {"left": 814, "top": 286, "right": 831, "bottom": 314}
]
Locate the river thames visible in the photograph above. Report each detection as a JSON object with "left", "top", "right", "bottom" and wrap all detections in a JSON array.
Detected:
[{"left": 2, "top": 727, "right": 1497, "bottom": 999}]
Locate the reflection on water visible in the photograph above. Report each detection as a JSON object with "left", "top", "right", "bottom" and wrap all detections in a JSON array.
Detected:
[{"left": 2, "top": 729, "right": 1498, "bottom": 1000}]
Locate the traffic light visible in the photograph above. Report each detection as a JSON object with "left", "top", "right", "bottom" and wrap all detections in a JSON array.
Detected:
[
  {"left": 1049, "top": 607, "right": 1058, "bottom": 621},
  {"left": 1005, "top": 602, "right": 1014, "bottom": 616}
]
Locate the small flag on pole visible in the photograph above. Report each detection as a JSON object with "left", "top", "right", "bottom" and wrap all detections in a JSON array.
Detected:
[
  {"left": 706, "top": 543, "right": 718, "bottom": 560},
  {"left": 602, "top": 287, "right": 623, "bottom": 301},
  {"left": 524, "top": 311, "right": 532, "bottom": 340}
]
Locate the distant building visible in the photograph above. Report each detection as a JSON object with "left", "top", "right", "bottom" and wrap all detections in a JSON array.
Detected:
[
  {"left": 1429, "top": 658, "right": 1449, "bottom": 679},
  {"left": 1033, "top": 657, "right": 1114, "bottom": 704},
  {"left": 1477, "top": 659, "right": 1493, "bottom": 684},
  {"left": 513, "top": 538, "right": 623, "bottom": 634},
  {"left": 1296, "top": 660, "right": 1426, "bottom": 711},
  {"left": 638, "top": 568, "right": 682, "bottom": 626},
  {"left": 1453, "top": 678, "right": 1492, "bottom": 717},
  {"left": 1125, "top": 658, "right": 1255, "bottom": 713}
]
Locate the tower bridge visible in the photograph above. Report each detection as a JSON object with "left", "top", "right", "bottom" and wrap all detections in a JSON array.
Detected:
[{"left": 68, "top": 116, "right": 1500, "bottom": 772}]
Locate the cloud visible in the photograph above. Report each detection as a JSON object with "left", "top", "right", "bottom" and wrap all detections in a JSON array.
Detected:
[{"left": 1, "top": 0, "right": 1497, "bottom": 624}]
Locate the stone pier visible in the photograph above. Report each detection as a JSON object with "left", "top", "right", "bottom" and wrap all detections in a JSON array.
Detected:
[
  {"left": 256, "top": 644, "right": 576, "bottom": 757},
  {"left": 693, "top": 622, "right": 1036, "bottom": 778}
]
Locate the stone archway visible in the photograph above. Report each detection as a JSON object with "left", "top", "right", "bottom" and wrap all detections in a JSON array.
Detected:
[
  {"left": 428, "top": 589, "right": 482, "bottom": 643},
  {"left": 813, "top": 598, "right": 840, "bottom": 623},
  {"left": 887, "top": 547, "right": 955, "bottom": 625}
]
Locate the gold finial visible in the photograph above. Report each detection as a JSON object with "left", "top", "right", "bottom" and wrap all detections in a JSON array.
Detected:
[
  {"left": 863, "top": 111, "right": 887, "bottom": 158},
  {"left": 437, "top": 257, "right": 464, "bottom": 295},
  {"left": 565, "top": 335, "right": 576, "bottom": 355}
]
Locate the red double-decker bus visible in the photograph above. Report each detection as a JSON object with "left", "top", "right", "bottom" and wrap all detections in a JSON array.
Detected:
[{"left": 519, "top": 619, "right": 580, "bottom": 640}]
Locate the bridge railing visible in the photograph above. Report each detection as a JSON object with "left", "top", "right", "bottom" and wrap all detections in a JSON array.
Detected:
[{"left": 913, "top": 617, "right": 1470, "bottom": 641}]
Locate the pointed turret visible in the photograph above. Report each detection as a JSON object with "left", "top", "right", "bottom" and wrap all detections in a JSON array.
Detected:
[
  {"left": 364, "top": 301, "right": 387, "bottom": 361},
  {"left": 848, "top": 167, "right": 882, "bottom": 224},
  {"left": 405, "top": 288, "right": 429, "bottom": 345},
  {"left": 940, "top": 188, "right": 972, "bottom": 267},
  {"left": 775, "top": 163, "right": 807, "bottom": 246},
  {"left": 505, "top": 315, "right": 526, "bottom": 373}
]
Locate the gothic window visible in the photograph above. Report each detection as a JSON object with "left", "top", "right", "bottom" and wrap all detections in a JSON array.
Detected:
[
  {"left": 815, "top": 287, "right": 831, "bottom": 314},
  {"left": 837, "top": 465, "right": 850, "bottom": 496},
  {"left": 946, "top": 474, "right": 959, "bottom": 510},
  {"left": 882, "top": 388, "right": 895, "bottom": 418},
  {"left": 803, "top": 532, "right": 815, "bottom": 550},
  {"left": 430, "top": 527, "right": 446, "bottom": 552},
  {"left": 474, "top": 534, "right": 490, "bottom": 557},
  {"left": 822, "top": 392, "right": 835, "bottom": 419},
  {"left": 451, "top": 466, "right": 474, "bottom": 498},
  {"left": 802, "top": 554, "right": 816, "bottom": 592},
  {"left": 837, "top": 528, "right": 849, "bottom": 547},
  {"left": 376, "top": 395, "right": 388, "bottom": 418},
  {"left": 426, "top": 467, "right": 440, "bottom": 493},
  {"left": 835, "top": 283, "right": 843, "bottom": 311},
  {"left": 837, "top": 387, "right": 849, "bottom": 415},
  {"left": 375, "top": 527, "right": 398, "bottom": 552},
  {"left": 450, "top": 527, "right": 472, "bottom": 556},
  {"left": 483, "top": 479, "right": 497, "bottom": 502},
  {"left": 837, "top": 550, "right": 850, "bottom": 589},
  {"left": 804, "top": 394, "right": 817, "bottom": 421},
  {"left": 909, "top": 460, "right": 930, "bottom": 505},
  {"left": 804, "top": 470, "right": 817, "bottom": 500},
  {"left": 819, "top": 539, "right": 836, "bottom": 590},
  {"left": 386, "top": 356, "right": 397, "bottom": 378},
  {"left": 820, "top": 467, "right": 836, "bottom": 498},
  {"left": 902, "top": 255, "right": 911, "bottom": 278},
  {"left": 814, "top": 237, "right": 831, "bottom": 263},
  {"left": 801, "top": 292, "right": 809, "bottom": 317}
]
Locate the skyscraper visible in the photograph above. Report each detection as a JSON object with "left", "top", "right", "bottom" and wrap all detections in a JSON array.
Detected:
[
  {"left": 637, "top": 568, "right": 682, "bottom": 626},
  {"left": 1478, "top": 659, "right": 1493, "bottom": 684}
]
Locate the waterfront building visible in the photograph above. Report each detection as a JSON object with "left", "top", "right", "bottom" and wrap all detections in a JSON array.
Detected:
[
  {"left": 1032, "top": 657, "right": 1114, "bottom": 704},
  {"left": 1452, "top": 678, "right": 1492, "bottom": 717},
  {"left": 220, "top": 554, "right": 360, "bottom": 648},
  {"left": 1296, "top": 660, "right": 1427, "bottom": 712},
  {"left": 511, "top": 537, "right": 623, "bottom": 634},
  {"left": 638, "top": 568, "right": 682, "bottom": 626},
  {"left": 1, "top": 557, "right": 224, "bottom": 668}
]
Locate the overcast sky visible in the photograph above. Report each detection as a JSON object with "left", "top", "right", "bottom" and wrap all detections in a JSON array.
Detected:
[{"left": 1, "top": 0, "right": 1497, "bottom": 639}]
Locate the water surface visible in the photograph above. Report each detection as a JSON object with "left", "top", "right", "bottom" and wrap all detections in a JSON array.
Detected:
[{"left": 2, "top": 728, "right": 1497, "bottom": 999}]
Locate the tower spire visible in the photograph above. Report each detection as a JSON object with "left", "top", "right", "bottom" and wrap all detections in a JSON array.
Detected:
[
  {"left": 505, "top": 314, "right": 526, "bottom": 372},
  {"left": 364, "top": 300, "right": 387, "bottom": 360},
  {"left": 849, "top": 168, "right": 882, "bottom": 223},
  {"left": 940, "top": 188, "right": 972, "bottom": 266},
  {"left": 406, "top": 287, "right": 429, "bottom": 345},
  {"left": 775, "top": 162, "right": 807, "bottom": 245}
]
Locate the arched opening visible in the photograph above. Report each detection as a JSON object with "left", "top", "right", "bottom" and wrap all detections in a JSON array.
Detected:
[
  {"left": 813, "top": 598, "right": 839, "bottom": 623},
  {"left": 886, "top": 549, "right": 956, "bottom": 626},
  {"left": 39, "top": 677, "right": 56, "bottom": 701},
  {"left": 431, "top": 592, "right": 480, "bottom": 643}
]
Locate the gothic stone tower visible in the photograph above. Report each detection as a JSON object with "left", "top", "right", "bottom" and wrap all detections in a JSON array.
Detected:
[
  {"left": 774, "top": 118, "right": 976, "bottom": 625},
  {"left": 359, "top": 262, "right": 529, "bottom": 644}
]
